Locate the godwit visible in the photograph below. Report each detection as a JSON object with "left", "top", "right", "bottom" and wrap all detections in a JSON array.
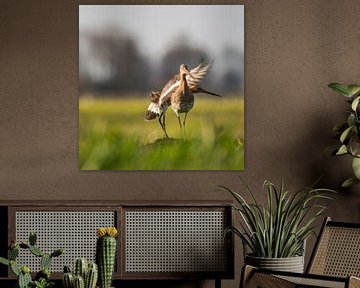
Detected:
[
  {"left": 171, "top": 64, "right": 194, "bottom": 137},
  {"left": 145, "top": 62, "right": 221, "bottom": 138}
]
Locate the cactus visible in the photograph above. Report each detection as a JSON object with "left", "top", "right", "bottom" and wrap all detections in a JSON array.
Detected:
[
  {"left": 19, "top": 243, "right": 30, "bottom": 249},
  {"left": 10, "top": 260, "right": 20, "bottom": 276},
  {"left": 0, "top": 232, "right": 63, "bottom": 288},
  {"left": 18, "top": 267, "right": 32, "bottom": 288},
  {"left": 19, "top": 271, "right": 32, "bottom": 288},
  {"left": 96, "top": 227, "right": 118, "bottom": 288},
  {"left": 64, "top": 265, "right": 72, "bottom": 273},
  {"left": 63, "top": 272, "right": 74, "bottom": 288},
  {"left": 9, "top": 246, "right": 19, "bottom": 260},
  {"left": 74, "top": 258, "right": 88, "bottom": 279},
  {"left": 74, "top": 275, "right": 85, "bottom": 288},
  {"left": 29, "top": 245, "right": 44, "bottom": 257},
  {"left": 41, "top": 253, "right": 52, "bottom": 269},
  {"left": 35, "top": 268, "right": 51, "bottom": 281},
  {"left": 85, "top": 262, "right": 98, "bottom": 288},
  {"left": 29, "top": 232, "right": 37, "bottom": 246},
  {"left": 21, "top": 265, "right": 30, "bottom": 274},
  {"left": 63, "top": 260, "right": 98, "bottom": 288},
  {"left": 0, "top": 257, "right": 9, "bottom": 266},
  {"left": 51, "top": 248, "right": 64, "bottom": 257}
]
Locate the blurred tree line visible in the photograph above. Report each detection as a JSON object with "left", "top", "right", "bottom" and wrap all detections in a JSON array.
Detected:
[{"left": 79, "top": 29, "right": 243, "bottom": 97}]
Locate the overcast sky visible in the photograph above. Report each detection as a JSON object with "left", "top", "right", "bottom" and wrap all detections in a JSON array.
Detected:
[{"left": 79, "top": 5, "right": 244, "bottom": 66}]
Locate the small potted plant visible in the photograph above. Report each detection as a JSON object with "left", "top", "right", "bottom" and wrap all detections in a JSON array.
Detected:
[
  {"left": 96, "top": 227, "right": 118, "bottom": 288},
  {"left": 0, "top": 232, "right": 63, "bottom": 288},
  {"left": 220, "top": 178, "right": 334, "bottom": 273},
  {"left": 62, "top": 258, "right": 98, "bottom": 288},
  {"left": 328, "top": 83, "right": 360, "bottom": 187}
]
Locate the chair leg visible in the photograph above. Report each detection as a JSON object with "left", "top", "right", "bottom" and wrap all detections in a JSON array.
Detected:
[
  {"left": 215, "top": 278, "right": 221, "bottom": 288},
  {"left": 240, "top": 265, "right": 254, "bottom": 288},
  {"left": 349, "top": 276, "right": 360, "bottom": 288}
]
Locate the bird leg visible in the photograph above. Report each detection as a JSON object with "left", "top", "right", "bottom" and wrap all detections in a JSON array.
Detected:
[
  {"left": 158, "top": 112, "right": 169, "bottom": 138},
  {"left": 177, "top": 114, "right": 185, "bottom": 138},
  {"left": 182, "top": 112, "right": 189, "bottom": 139},
  {"left": 162, "top": 113, "right": 169, "bottom": 138}
]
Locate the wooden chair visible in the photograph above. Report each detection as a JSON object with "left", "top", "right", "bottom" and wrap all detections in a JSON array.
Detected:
[{"left": 241, "top": 217, "right": 360, "bottom": 288}]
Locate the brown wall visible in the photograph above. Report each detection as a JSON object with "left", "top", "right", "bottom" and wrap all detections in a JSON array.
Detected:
[{"left": 1, "top": 1, "right": 360, "bottom": 287}]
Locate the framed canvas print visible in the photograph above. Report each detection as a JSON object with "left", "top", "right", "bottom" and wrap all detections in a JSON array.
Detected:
[{"left": 79, "top": 5, "right": 244, "bottom": 170}]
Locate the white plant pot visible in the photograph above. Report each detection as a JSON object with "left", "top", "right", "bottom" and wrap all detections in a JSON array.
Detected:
[{"left": 245, "top": 254, "right": 305, "bottom": 273}]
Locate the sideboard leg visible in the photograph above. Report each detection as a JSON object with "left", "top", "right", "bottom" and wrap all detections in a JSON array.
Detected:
[{"left": 215, "top": 278, "right": 221, "bottom": 288}]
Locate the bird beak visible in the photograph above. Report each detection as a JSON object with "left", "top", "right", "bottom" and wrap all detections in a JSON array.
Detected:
[
  {"left": 184, "top": 68, "right": 193, "bottom": 78},
  {"left": 180, "top": 65, "right": 194, "bottom": 78}
]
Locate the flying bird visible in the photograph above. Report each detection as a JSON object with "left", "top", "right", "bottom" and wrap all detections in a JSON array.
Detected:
[{"left": 144, "top": 62, "right": 221, "bottom": 138}]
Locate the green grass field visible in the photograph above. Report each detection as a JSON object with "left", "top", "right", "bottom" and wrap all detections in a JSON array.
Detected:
[{"left": 79, "top": 95, "right": 244, "bottom": 170}]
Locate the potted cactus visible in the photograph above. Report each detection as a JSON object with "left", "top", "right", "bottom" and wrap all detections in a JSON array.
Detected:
[
  {"left": 96, "top": 227, "right": 118, "bottom": 288},
  {"left": 0, "top": 232, "right": 64, "bottom": 288},
  {"left": 62, "top": 258, "right": 98, "bottom": 288}
]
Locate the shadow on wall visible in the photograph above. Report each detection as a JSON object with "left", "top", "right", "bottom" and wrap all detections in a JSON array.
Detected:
[{"left": 288, "top": 111, "right": 359, "bottom": 213}]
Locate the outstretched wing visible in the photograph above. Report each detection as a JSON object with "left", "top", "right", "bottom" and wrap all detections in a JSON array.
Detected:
[{"left": 186, "top": 62, "right": 213, "bottom": 90}]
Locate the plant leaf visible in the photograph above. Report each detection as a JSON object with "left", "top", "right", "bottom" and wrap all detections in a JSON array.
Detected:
[
  {"left": 352, "top": 157, "right": 360, "bottom": 180},
  {"left": 336, "top": 145, "right": 348, "bottom": 155},
  {"left": 10, "top": 261, "right": 20, "bottom": 276},
  {"left": 328, "top": 83, "right": 351, "bottom": 97},
  {"left": 340, "top": 126, "right": 353, "bottom": 143},
  {"left": 347, "top": 114, "right": 356, "bottom": 128},
  {"left": 351, "top": 96, "right": 360, "bottom": 111},
  {"left": 342, "top": 177, "right": 360, "bottom": 188},
  {"left": 347, "top": 85, "right": 360, "bottom": 97},
  {"left": 0, "top": 257, "right": 9, "bottom": 266},
  {"left": 348, "top": 135, "right": 360, "bottom": 157}
]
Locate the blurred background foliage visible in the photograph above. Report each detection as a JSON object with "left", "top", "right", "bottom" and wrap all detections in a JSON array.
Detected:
[{"left": 79, "top": 5, "right": 244, "bottom": 97}]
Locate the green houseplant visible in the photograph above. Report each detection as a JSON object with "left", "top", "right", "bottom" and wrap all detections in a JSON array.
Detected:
[
  {"left": 96, "top": 227, "right": 118, "bottom": 288},
  {"left": 328, "top": 83, "right": 360, "bottom": 187},
  {"left": 62, "top": 258, "right": 98, "bottom": 288},
  {"left": 0, "top": 232, "right": 63, "bottom": 288},
  {"left": 221, "top": 178, "right": 334, "bottom": 272}
]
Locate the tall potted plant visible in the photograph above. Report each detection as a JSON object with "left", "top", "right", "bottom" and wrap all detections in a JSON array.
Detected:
[
  {"left": 220, "top": 178, "right": 334, "bottom": 273},
  {"left": 328, "top": 83, "right": 360, "bottom": 187}
]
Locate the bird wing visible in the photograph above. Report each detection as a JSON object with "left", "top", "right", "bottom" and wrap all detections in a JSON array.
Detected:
[
  {"left": 145, "top": 91, "right": 162, "bottom": 121},
  {"left": 160, "top": 74, "right": 180, "bottom": 95},
  {"left": 186, "top": 62, "right": 213, "bottom": 90},
  {"left": 144, "top": 102, "right": 160, "bottom": 121},
  {"left": 158, "top": 74, "right": 180, "bottom": 108}
]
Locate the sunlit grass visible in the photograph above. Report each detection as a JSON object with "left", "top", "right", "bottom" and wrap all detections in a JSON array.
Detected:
[{"left": 79, "top": 95, "right": 244, "bottom": 170}]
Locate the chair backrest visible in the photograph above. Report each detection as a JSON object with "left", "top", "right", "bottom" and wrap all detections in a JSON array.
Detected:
[{"left": 307, "top": 217, "right": 360, "bottom": 277}]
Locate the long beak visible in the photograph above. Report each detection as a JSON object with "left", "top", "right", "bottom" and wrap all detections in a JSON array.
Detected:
[{"left": 197, "top": 87, "right": 222, "bottom": 97}]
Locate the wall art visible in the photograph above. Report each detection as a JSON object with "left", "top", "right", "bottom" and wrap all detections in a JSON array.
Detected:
[{"left": 79, "top": 5, "right": 244, "bottom": 170}]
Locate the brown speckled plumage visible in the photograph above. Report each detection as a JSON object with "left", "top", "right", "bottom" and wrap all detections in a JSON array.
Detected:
[{"left": 145, "top": 62, "right": 221, "bottom": 138}]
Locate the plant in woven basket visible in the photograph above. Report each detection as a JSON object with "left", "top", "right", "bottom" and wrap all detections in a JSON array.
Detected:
[
  {"left": 96, "top": 227, "right": 118, "bottom": 288},
  {"left": 220, "top": 178, "right": 335, "bottom": 259},
  {"left": 0, "top": 232, "right": 63, "bottom": 288},
  {"left": 328, "top": 83, "right": 360, "bottom": 187}
]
